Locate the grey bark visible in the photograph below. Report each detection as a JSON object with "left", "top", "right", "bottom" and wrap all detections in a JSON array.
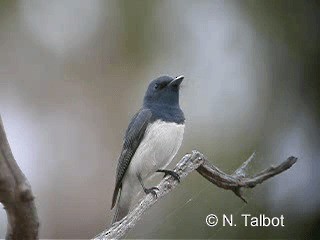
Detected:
[
  {"left": 0, "top": 116, "right": 39, "bottom": 240},
  {"left": 94, "top": 151, "right": 297, "bottom": 239}
]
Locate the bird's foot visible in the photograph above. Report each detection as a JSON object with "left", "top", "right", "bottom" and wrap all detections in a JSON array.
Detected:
[
  {"left": 157, "top": 169, "right": 180, "bottom": 182},
  {"left": 144, "top": 186, "right": 159, "bottom": 197}
]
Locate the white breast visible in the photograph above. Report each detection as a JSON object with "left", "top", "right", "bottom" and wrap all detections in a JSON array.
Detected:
[{"left": 128, "top": 120, "right": 185, "bottom": 180}]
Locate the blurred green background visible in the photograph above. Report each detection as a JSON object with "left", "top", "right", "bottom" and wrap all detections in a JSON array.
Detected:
[{"left": 0, "top": 0, "right": 319, "bottom": 239}]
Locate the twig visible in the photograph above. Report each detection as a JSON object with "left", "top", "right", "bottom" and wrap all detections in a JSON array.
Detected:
[
  {"left": 197, "top": 152, "right": 297, "bottom": 203},
  {"left": 0, "top": 116, "right": 39, "bottom": 240},
  {"left": 94, "top": 151, "right": 297, "bottom": 239}
]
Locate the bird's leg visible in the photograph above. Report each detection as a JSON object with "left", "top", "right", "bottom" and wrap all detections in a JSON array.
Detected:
[
  {"left": 156, "top": 169, "right": 180, "bottom": 182},
  {"left": 137, "top": 174, "right": 159, "bottom": 197}
]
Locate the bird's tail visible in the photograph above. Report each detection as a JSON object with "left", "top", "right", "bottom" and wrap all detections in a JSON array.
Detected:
[{"left": 111, "top": 182, "right": 133, "bottom": 224}]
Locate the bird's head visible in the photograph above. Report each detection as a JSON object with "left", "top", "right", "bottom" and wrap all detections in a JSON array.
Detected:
[{"left": 143, "top": 75, "right": 184, "bottom": 108}]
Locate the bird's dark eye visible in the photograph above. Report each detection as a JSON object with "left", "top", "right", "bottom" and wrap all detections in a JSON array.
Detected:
[{"left": 154, "top": 82, "right": 167, "bottom": 90}]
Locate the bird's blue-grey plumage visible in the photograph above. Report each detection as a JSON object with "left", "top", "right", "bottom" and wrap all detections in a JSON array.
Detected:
[
  {"left": 111, "top": 108, "right": 152, "bottom": 209},
  {"left": 111, "top": 75, "right": 185, "bottom": 223}
]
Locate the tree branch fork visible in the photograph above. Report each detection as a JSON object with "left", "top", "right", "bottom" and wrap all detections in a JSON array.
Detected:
[{"left": 94, "top": 151, "right": 297, "bottom": 239}]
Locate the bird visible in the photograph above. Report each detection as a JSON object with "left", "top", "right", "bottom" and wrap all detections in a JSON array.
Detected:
[{"left": 111, "top": 75, "right": 185, "bottom": 223}]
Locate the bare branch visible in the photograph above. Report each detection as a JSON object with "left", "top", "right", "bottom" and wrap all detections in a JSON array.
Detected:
[
  {"left": 94, "top": 151, "right": 204, "bottom": 239},
  {"left": 0, "top": 116, "right": 39, "bottom": 240},
  {"left": 197, "top": 153, "right": 297, "bottom": 203},
  {"left": 94, "top": 151, "right": 297, "bottom": 239}
]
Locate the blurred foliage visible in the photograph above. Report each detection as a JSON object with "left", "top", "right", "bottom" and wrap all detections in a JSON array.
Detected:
[{"left": 242, "top": 0, "right": 320, "bottom": 120}]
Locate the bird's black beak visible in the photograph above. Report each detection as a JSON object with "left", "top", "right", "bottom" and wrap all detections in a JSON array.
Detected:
[{"left": 169, "top": 75, "right": 184, "bottom": 87}]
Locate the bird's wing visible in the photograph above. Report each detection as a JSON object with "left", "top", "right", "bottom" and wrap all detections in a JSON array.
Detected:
[{"left": 111, "top": 108, "right": 152, "bottom": 209}]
